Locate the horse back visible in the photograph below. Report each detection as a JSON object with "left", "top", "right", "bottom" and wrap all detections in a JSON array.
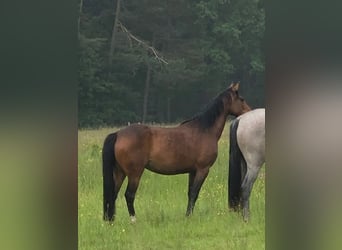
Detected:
[
  {"left": 148, "top": 126, "right": 218, "bottom": 173},
  {"left": 114, "top": 124, "right": 219, "bottom": 175}
]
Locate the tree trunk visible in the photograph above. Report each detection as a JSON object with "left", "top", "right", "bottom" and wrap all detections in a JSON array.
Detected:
[
  {"left": 108, "top": 0, "right": 121, "bottom": 66},
  {"left": 142, "top": 34, "right": 156, "bottom": 124},
  {"left": 166, "top": 16, "right": 172, "bottom": 123},
  {"left": 78, "top": 0, "right": 83, "bottom": 39},
  {"left": 167, "top": 96, "right": 171, "bottom": 123},
  {"left": 142, "top": 62, "right": 151, "bottom": 124}
]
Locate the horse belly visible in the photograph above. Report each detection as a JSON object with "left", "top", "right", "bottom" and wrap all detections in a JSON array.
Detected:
[
  {"left": 145, "top": 162, "right": 193, "bottom": 175},
  {"left": 147, "top": 144, "right": 196, "bottom": 175}
]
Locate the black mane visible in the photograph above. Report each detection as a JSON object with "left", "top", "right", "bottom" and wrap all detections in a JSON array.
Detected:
[{"left": 181, "top": 89, "right": 232, "bottom": 129}]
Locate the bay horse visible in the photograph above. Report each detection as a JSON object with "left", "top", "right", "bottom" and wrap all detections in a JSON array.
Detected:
[
  {"left": 228, "top": 108, "right": 265, "bottom": 222},
  {"left": 103, "top": 82, "right": 251, "bottom": 222}
]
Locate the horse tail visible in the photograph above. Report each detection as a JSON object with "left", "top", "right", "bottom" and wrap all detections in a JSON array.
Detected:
[
  {"left": 102, "top": 132, "right": 117, "bottom": 221},
  {"left": 228, "top": 118, "right": 246, "bottom": 210}
]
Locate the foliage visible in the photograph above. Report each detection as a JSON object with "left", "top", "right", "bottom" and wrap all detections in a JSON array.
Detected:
[{"left": 79, "top": 0, "right": 264, "bottom": 127}]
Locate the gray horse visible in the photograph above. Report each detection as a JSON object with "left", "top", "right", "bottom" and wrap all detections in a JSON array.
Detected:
[{"left": 228, "top": 108, "right": 265, "bottom": 222}]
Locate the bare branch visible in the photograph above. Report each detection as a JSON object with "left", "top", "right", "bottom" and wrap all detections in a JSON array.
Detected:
[
  {"left": 118, "top": 21, "right": 168, "bottom": 64},
  {"left": 118, "top": 22, "right": 132, "bottom": 48}
]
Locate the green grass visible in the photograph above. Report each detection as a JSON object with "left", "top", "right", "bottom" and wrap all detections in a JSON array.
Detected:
[{"left": 78, "top": 125, "right": 265, "bottom": 250}]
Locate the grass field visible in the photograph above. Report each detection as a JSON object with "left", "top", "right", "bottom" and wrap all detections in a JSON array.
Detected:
[{"left": 78, "top": 125, "right": 265, "bottom": 250}]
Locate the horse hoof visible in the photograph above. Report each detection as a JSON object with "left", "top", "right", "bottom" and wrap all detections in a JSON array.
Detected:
[
  {"left": 229, "top": 207, "right": 240, "bottom": 213},
  {"left": 243, "top": 215, "right": 249, "bottom": 223},
  {"left": 130, "top": 216, "right": 137, "bottom": 223}
]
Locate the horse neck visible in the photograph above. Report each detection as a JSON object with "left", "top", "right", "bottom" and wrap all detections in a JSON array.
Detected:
[{"left": 208, "top": 112, "right": 228, "bottom": 140}]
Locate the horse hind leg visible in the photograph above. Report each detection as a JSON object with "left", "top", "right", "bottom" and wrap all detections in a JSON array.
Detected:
[
  {"left": 240, "top": 166, "right": 260, "bottom": 222},
  {"left": 124, "top": 172, "right": 144, "bottom": 223},
  {"left": 113, "top": 167, "right": 126, "bottom": 213}
]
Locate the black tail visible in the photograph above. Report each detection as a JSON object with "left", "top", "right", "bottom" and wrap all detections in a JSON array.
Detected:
[
  {"left": 228, "top": 119, "right": 247, "bottom": 210},
  {"left": 102, "top": 132, "right": 117, "bottom": 221}
]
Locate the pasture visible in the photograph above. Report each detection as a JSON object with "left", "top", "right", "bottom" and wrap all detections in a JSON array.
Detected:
[{"left": 78, "top": 125, "right": 265, "bottom": 250}]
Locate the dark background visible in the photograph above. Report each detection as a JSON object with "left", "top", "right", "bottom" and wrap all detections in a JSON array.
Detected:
[{"left": 78, "top": 0, "right": 265, "bottom": 127}]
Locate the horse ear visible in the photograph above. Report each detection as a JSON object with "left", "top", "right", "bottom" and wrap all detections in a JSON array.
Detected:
[{"left": 231, "top": 82, "right": 239, "bottom": 92}]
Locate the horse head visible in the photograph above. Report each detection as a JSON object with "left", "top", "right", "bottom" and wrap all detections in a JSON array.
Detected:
[{"left": 225, "top": 82, "right": 251, "bottom": 116}]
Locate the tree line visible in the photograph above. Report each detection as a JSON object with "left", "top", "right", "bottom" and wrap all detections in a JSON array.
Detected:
[{"left": 79, "top": 0, "right": 265, "bottom": 128}]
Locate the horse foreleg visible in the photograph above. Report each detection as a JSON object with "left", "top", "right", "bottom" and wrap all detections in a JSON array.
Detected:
[
  {"left": 186, "top": 171, "right": 195, "bottom": 216},
  {"left": 186, "top": 168, "right": 209, "bottom": 216}
]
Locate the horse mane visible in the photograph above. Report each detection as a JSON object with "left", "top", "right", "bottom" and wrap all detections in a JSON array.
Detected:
[{"left": 180, "top": 89, "right": 232, "bottom": 130}]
